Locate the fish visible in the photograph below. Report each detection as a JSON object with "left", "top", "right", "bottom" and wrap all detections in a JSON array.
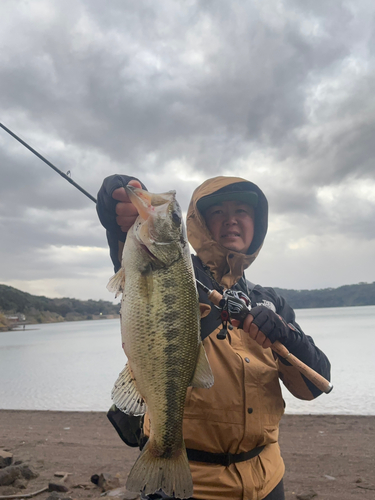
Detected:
[{"left": 107, "top": 186, "right": 214, "bottom": 499}]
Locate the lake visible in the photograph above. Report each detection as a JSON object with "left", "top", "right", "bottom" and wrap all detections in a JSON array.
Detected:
[{"left": 0, "top": 305, "right": 374, "bottom": 415}]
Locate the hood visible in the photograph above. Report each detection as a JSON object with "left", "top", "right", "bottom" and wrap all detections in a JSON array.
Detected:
[{"left": 187, "top": 176, "right": 268, "bottom": 288}]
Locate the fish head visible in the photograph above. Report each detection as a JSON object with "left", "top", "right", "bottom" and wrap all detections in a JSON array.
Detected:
[{"left": 126, "top": 186, "right": 188, "bottom": 266}]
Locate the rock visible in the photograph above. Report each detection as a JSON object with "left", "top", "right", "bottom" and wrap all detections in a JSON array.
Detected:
[
  {"left": 0, "top": 466, "right": 21, "bottom": 486},
  {"left": 0, "top": 450, "right": 13, "bottom": 469},
  {"left": 104, "top": 486, "right": 140, "bottom": 499},
  {"left": 46, "top": 492, "right": 73, "bottom": 500},
  {"left": 48, "top": 482, "right": 70, "bottom": 492},
  {"left": 296, "top": 491, "right": 318, "bottom": 500},
  {"left": 13, "top": 477, "right": 28, "bottom": 489},
  {"left": 0, "top": 464, "right": 38, "bottom": 485},
  {"left": 20, "top": 464, "right": 38, "bottom": 480},
  {"left": 97, "top": 472, "right": 121, "bottom": 492},
  {"left": 90, "top": 473, "right": 99, "bottom": 485},
  {"left": 356, "top": 482, "right": 375, "bottom": 490}
]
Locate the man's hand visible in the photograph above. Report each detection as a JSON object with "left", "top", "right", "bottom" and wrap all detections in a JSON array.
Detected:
[
  {"left": 113, "top": 179, "right": 142, "bottom": 233},
  {"left": 239, "top": 306, "right": 299, "bottom": 349},
  {"left": 97, "top": 175, "right": 146, "bottom": 236}
]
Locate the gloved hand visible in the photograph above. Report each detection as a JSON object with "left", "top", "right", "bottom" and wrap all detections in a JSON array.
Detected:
[
  {"left": 242, "top": 305, "right": 300, "bottom": 349},
  {"left": 96, "top": 175, "right": 147, "bottom": 238}
]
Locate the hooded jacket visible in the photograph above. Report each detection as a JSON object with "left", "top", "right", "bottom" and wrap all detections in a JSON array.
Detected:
[{"left": 98, "top": 175, "right": 331, "bottom": 500}]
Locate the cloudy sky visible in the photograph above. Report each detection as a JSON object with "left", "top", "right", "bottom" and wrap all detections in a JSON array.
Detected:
[{"left": 1, "top": 0, "right": 375, "bottom": 302}]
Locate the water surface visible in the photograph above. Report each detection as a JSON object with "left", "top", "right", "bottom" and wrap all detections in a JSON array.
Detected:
[{"left": 1, "top": 307, "right": 374, "bottom": 414}]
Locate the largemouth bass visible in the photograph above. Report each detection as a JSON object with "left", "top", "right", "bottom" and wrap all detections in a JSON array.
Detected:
[{"left": 107, "top": 186, "right": 214, "bottom": 498}]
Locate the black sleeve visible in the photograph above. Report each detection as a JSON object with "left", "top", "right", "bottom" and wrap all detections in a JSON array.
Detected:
[
  {"left": 251, "top": 285, "right": 331, "bottom": 399},
  {"left": 96, "top": 174, "right": 147, "bottom": 272},
  {"left": 275, "top": 292, "right": 331, "bottom": 398}
]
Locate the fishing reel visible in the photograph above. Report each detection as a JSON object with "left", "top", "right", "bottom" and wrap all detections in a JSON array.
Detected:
[{"left": 217, "top": 289, "right": 252, "bottom": 340}]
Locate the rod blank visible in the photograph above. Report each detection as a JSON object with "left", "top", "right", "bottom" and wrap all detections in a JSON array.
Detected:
[{"left": 0, "top": 123, "right": 97, "bottom": 204}]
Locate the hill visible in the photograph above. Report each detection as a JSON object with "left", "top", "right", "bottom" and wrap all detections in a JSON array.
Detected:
[
  {"left": 274, "top": 282, "right": 375, "bottom": 309},
  {"left": 0, "top": 284, "right": 120, "bottom": 327},
  {"left": 1, "top": 281, "right": 375, "bottom": 330}
]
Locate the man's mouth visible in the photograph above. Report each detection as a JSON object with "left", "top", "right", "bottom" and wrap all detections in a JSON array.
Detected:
[{"left": 221, "top": 232, "right": 241, "bottom": 239}]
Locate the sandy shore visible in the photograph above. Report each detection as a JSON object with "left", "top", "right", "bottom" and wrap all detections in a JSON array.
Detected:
[{"left": 0, "top": 411, "right": 374, "bottom": 500}]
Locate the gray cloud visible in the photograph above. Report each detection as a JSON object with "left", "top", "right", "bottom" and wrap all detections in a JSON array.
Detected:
[{"left": 1, "top": 0, "right": 375, "bottom": 299}]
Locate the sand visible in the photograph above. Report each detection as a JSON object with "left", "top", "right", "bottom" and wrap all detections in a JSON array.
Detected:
[{"left": 0, "top": 411, "right": 374, "bottom": 500}]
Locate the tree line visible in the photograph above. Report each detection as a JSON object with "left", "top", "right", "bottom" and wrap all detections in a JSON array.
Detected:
[
  {"left": 0, "top": 284, "right": 120, "bottom": 325},
  {"left": 274, "top": 281, "right": 375, "bottom": 309},
  {"left": 1, "top": 281, "right": 375, "bottom": 328}
]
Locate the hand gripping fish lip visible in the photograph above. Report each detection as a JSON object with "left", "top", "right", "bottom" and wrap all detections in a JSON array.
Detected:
[{"left": 125, "top": 185, "right": 154, "bottom": 220}]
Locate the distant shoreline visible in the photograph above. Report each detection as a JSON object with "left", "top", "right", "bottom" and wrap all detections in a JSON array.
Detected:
[{"left": 1, "top": 314, "right": 120, "bottom": 331}]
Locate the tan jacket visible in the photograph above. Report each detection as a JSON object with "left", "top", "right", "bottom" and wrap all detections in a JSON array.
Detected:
[{"left": 145, "top": 176, "right": 316, "bottom": 500}]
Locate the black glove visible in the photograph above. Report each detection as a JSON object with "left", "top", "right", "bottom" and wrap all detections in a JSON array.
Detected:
[
  {"left": 250, "top": 305, "right": 300, "bottom": 348},
  {"left": 96, "top": 174, "right": 147, "bottom": 239}
]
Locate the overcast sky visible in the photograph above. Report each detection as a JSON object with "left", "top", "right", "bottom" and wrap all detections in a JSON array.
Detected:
[{"left": 1, "top": 0, "right": 375, "bottom": 302}]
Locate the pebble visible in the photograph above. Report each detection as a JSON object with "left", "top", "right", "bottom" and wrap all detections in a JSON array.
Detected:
[
  {"left": 0, "top": 450, "right": 13, "bottom": 469},
  {"left": 46, "top": 491, "right": 73, "bottom": 500},
  {"left": 97, "top": 472, "right": 121, "bottom": 492},
  {"left": 323, "top": 474, "right": 336, "bottom": 480},
  {"left": 103, "top": 486, "right": 141, "bottom": 499},
  {"left": 48, "top": 482, "right": 70, "bottom": 492},
  {"left": 296, "top": 491, "right": 317, "bottom": 500}
]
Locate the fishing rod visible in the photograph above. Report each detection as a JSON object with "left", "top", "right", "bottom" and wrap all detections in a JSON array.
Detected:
[
  {"left": 0, "top": 123, "right": 97, "bottom": 204},
  {"left": 196, "top": 279, "right": 333, "bottom": 394},
  {"left": 1, "top": 123, "right": 332, "bottom": 394}
]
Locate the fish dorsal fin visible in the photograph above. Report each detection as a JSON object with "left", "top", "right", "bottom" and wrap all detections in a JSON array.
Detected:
[
  {"left": 190, "top": 342, "right": 214, "bottom": 389},
  {"left": 111, "top": 363, "right": 147, "bottom": 416},
  {"left": 107, "top": 268, "right": 126, "bottom": 298}
]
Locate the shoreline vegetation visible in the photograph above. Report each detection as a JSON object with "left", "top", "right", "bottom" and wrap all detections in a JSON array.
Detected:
[
  {"left": 0, "top": 284, "right": 120, "bottom": 331},
  {"left": 1, "top": 281, "right": 375, "bottom": 331}
]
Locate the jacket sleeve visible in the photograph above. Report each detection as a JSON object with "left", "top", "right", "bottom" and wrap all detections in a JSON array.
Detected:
[
  {"left": 96, "top": 174, "right": 147, "bottom": 272},
  {"left": 255, "top": 286, "right": 331, "bottom": 400}
]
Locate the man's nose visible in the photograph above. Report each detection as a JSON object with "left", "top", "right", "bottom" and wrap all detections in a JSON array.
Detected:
[{"left": 224, "top": 214, "right": 238, "bottom": 225}]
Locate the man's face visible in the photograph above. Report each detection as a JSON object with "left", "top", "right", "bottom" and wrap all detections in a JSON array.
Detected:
[{"left": 204, "top": 200, "right": 255, "bottom": 254}]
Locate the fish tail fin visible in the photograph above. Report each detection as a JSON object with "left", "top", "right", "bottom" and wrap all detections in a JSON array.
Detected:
[{"left": 126, "top": 440, "right": 193, "bottom": 499}]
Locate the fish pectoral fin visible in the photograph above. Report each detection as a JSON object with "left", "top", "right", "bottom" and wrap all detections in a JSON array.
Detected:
[
  {"left": 107, "top": 268, "right": 126, "bottom": 298},
  {"left": 190, "top": 342, "right": 214, "bottom": 389},
  {"left": 111, "top": 363, "right": 147, "bottom": 416}
]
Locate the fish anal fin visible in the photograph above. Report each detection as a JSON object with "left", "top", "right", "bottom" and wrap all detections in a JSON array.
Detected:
[
  {"left": 111, "top": 363, "right": 146, "bottom": 416},
  {"left": 107, "top": 268, "right": 126, "bottom": 298},
  {"left": 190, "top": 342, "right": 214, "bottom": 389}
]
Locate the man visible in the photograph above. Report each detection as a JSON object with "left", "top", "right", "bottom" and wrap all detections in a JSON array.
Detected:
[{"left": 97, "top": 175, "right": 331, "bottom": 500}]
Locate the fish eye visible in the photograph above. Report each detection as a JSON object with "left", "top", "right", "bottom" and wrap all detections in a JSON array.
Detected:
[{"left": 172, "top": 211, "right": 181, "bottom": 225}]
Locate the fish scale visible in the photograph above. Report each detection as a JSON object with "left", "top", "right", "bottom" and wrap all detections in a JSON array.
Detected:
[{"left": 108, "top": 186, "right": 214, "bottom": 498}]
